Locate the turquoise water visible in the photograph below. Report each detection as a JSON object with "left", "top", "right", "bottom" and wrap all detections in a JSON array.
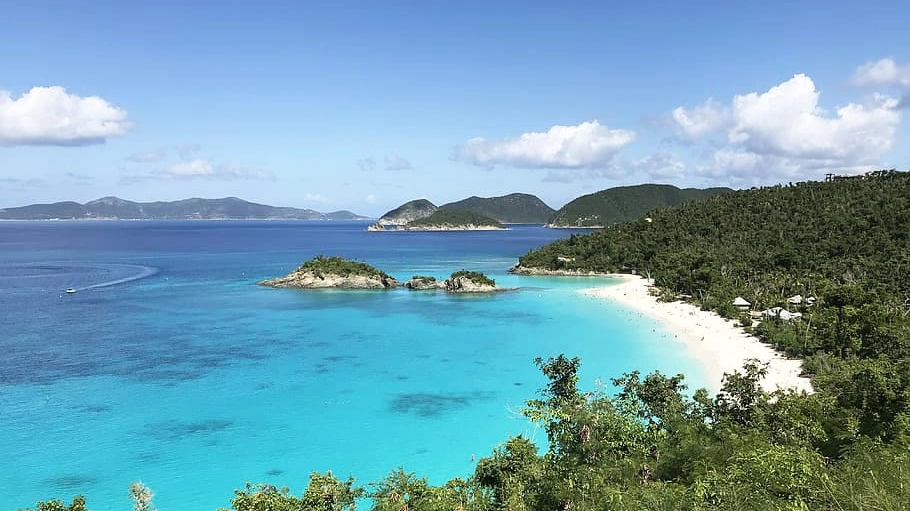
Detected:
[{"left": 0, "top": 221, "right": 706, "bottom": 510}]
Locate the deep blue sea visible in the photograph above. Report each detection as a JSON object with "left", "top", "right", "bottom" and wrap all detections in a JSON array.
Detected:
[{"left": 0, "top": 221, "right": 706, "bottom": 510}]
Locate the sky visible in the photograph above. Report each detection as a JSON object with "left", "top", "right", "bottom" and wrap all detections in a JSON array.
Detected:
[{"left": 1, "top": 1, "right": 909, "bottom": 216}]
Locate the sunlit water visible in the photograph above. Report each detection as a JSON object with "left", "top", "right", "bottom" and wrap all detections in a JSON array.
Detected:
[{"left": 0, "top": 221, "right": 707, "bottom": 510}]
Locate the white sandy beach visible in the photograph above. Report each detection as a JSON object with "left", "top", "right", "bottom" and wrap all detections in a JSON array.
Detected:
[{"left": 583, "top": 275, "right": 814, "bottom": 395}]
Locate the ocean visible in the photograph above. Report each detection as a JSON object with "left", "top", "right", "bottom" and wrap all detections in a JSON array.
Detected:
[{"left": 0, "top": 221, "right": 706, "bottom": 510}]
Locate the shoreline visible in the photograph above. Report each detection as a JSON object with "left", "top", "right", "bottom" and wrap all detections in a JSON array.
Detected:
[{"left": 583, "top": 274, "right": 813, "bottom": 395}]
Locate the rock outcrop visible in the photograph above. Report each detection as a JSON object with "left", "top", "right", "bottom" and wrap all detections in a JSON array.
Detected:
[
  {"left": 405, "top": 276, "right": 443, "bottom": 290},
  {"left": 444, "top": 271, "right": 501, "bottom": 293},
  {"left": 260, "top": 272, "right": 398, "bottom": 289}
]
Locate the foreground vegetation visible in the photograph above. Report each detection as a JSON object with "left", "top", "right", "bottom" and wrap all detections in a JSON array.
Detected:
[
  {"left": 24, "top": 172, "right": 910, "bottom": 510},
  {"left": 26, "top": 355, "right": 910, "bottom": 510}
]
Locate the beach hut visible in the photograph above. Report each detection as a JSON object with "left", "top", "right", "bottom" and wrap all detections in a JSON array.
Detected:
[
  {"left": 761, "top": 307, "right": 802, "bottom": 321},
  {"left": 733, "top": 297, "right": 751, "bottom": 309}
]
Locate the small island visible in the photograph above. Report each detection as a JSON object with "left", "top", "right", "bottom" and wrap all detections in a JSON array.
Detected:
[
  {"left": 260, "top": 258, "right": 504, "bottom": 293},
  {"left": 444, "top": 270, "right": 501, "bottom": 293},
  {"left": 405, "top": 275, "right": 442, "bottom": 290},
  {"left": 404, "top": 209, "right": 505, "bottom": 231},
  {"left": 258, "top": 255, "right": 399, "bottom": 289}
]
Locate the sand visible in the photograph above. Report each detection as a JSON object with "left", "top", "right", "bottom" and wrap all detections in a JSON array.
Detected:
[{"left": 583, "top": 274, "right": 813, "bottom": 395}]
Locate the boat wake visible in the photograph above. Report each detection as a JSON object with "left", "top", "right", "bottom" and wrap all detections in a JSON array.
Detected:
[{"left": 72, "top": 264, "right": 159, "bottom": 292}]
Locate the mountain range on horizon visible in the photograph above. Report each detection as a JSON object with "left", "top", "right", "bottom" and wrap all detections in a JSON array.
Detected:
[
  {"left": 2, "top": 184, "right": 736, "bottom": 224},
  {"left": 0, "top": 196, "right": 371, "bottom": 221}
]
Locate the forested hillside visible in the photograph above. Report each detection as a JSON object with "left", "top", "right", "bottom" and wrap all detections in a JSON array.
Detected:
[
  {"left": 440, "top": 193, "right": 555, "bottom": 223},
  {"left": 547, "top": 184, "right": 732, "bottom": 227},
  {"left": 24, "top": 172, "right": 910, "bottom": 510}
]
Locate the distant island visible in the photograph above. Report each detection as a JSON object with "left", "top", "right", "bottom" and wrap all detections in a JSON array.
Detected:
[
  {"left": 547, "top": 184, "right": 732, "bottom": 227},
  {"left": 260, "top": 256, "right": 502, "bottom": 292},
  {"left": 368, "top": 193, "right": 553, "bottom": 230},
  {"left": 0, "top": 196, "right": 370, "bottom": 221}
]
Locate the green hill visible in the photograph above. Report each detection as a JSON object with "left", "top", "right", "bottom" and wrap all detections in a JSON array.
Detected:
[
  {"left": 406, "top": 209, "right": 504, "bottom": 229},
  {"left": 519, "top": 169, "right": 910, "bottom": 376},
  {"left": 440, "top": 193, "right": 555, "bottom": 223},
  {"left": 547, "top": 183, "right": 732, "bottom": 227},
  {"left": 372, "top": 199, "right": 438, "bottom": 227}
]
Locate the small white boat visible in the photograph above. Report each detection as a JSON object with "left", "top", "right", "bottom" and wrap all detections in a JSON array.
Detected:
[{"left": 65, "top": 288, "right": 76, "bottom": 294}]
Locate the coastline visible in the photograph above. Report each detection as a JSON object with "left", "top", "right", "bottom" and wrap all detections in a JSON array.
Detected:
[{"left": 583, "top": 274, "right": 813, "bottom": 395}]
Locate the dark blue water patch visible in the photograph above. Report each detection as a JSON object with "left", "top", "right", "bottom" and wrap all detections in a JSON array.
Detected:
[
  {"left": 135, "top": 450, "right": 163, "bottom": 463},
  {"left": 266, "top": 468, "right": 285, "bottom": 477},
  {"left": 388, "top": 391, "right": 496, "bottom": 418},
  {"left": 322, "top": 355, "right": 359, "bottom": 364},
  {"left": 76, "top": 404, "right": 112, "bottom": 413},
  {"left": 141, "top": 419, "right": 235, "bottom": 442},
  {"left": 43, "top": 474, "right": 98, "bottom": 490}
]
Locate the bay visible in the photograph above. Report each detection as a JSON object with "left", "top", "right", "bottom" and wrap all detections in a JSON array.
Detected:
[{"left": 0, "top": 221, "right": 706, "bottom": 510}]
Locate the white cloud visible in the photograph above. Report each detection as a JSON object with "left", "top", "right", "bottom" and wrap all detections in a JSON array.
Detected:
[
  {"left": 631, "top": 152, "right": 686, "bottom": 179},
  {"left": 121, "top": 159, "right": 275, "bottom": 182},
  {"left": 304, "top": 192, "right": 331, "bottom": 204},
  {"left": 671, "top": 99, "right": 729, "bottom": 142},
  {"left": 357, "top": 156, "right": 377, "bottom": 171},
  {"left": 454, "top": 120, "right": 635, "bottom": 169},
  {"left": 672, "top": 73, "right": 901, "bottom": 182},
  {"left": 161, "top": 159, "right": 275, "bottom": 180},
  {"left": 176, "top": 143, "right": 201, "bottom": 160},
  {"left": 384, "top": 153, "right": 413, "bottom": 171},
  {"left": 365, "top": 193, "right": 377, "bottom": 204},
  {"left": 852, "top": 58, "right": 910, "bottom": 87},
  {"left": 0, "top": 86, "right": 131, "bottom": 146},
  {"left": 128, "top": 150, "right": 167, "bottom": 163}
]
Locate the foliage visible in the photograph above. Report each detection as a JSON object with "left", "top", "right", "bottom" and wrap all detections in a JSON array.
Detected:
[
  {"left": 547, "top": 183, "right": 731, "bottom": 227},
  {"left": 449, "top": 270, "right": 496, "bottom": 286},
  {"left": 407, "top": 209, "right": 504, "bottom": 228},
  {"left": 409, "top": 275, "right": 436, "bottom": 283},
  {"left": 295, "top": 255, "right": 392, "bottom": 280},
  {"left": 129, "top": 482, "right": 155, "bottom": 511},
  {"left": 377, "top": 199, "right": 437, "bottom": 221},
  {"left": 439, "top": 193, "right": 555, "bottom": 224},
  {"left": 520, "top": 171, "right": 910, "bottom": 442},
  {"left": 18, "top": 496, "right": 88, "bottom": 511}
]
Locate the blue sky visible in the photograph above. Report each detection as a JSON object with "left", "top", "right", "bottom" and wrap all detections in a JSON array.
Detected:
[{"left": 1, "top": 1, "right": 908, "bottom": 216}]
